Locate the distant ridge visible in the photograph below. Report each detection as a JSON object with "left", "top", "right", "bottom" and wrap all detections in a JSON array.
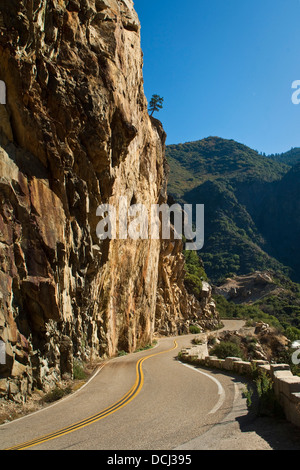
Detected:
[
  {"left": 166, "top": 136, "right": 300, "bottom": 283},
  {"left": 267, "top": 147, "right": 300, "bottom": 166}
]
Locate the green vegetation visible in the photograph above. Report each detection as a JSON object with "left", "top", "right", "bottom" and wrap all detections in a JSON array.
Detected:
[
  {"left": 43, "top": 386, "right": 72, "bottom": 403},
  {"left": 189, "top": 325, "right": 202, "bottom": 334},
  {"left": 166, "top": 136, "right": 299, "bottom": 283},
  {"left": 134, "top": 341, "right": 158, "bottom": 353},
  {"left": 256, "top": 294, "right": 300, "bottom": 330},
  {"left": 249, "top": 370, "right": 284, "bottom": 418},
  {"left": 118, "top": 341, "right": 158, "bottom": 356},
  {"left": 73, "top": 359, "right": 87, "bottom": 380},
  {"left": 285, "top": 327, "right": 300, "bottom": 342},
  {"left": 214, "top": 295, "right": 283, "bottom": 330},
  {"left": 210, "top": 341, "right": 244, "bottom": 360},
  {"left": 214, "top": 290, "right": 300, "bottom": 375},
  {"left": 192, "top": 336, "right": 204, "bottom": 345},
  {"left": 177, "top": 351, "right": 184, "bottom": 360},
  {"left": 118, "top": 350, "right": 128, "bottom": 357},
  {"left": 269, "top": 341, "right": 300, "bottom": 378},
  {"left": 243, "top": 366, "right": 285, "bottom": 417},
  {"left": 214, "top": 269, "right": 300, "bottom": 334},
  {"left": 183, "top": 250, "right": 207, "bottom": 298},
  {"left": 167, "top": 136, "right": 300, "bottom": 336},
  {"left": 268, "top": 147, "right": 300, "bottom": 166},
  {"left": 242, "top": 385, "right": 253, "bottom": 408},
  {"left": 148, "top": 94, "right": 164, "bottom": 116},
  {"left": 166, "top": 136, "right": 289, "bottom": 201}
]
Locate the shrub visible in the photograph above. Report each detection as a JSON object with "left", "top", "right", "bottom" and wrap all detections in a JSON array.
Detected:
[
  {"left": 118, "top": 350, "right": 127, "bottom": 357},
  {"left": 43, "top": 386, "right": 72, "bottom": 404},
  {"left": 210, "top": 341, "right": 244, "bottom": 359},
  {"left": 177, "top": 351, "right": 184, "bottom": 360},
  {"left": 73, "top": 359, "right": 87, "bottom": 380},
  {"left": 207, "top": 335, "right": 217, "bottom": 346},
  {"left": 183, "top": 251, "right": 207, "bottom": 298},
  {"left": 254, "top": 372, "right": 284, "bottom": 418},
  {"left": 243, "top": 385, "right": 254, "bottom": 408},
  {"left": 135, "top": 341, "right": 157, "bottom": 353},
  {"left": 285, "top": 326, "right": 300, "bottom": 342},
  {"left": 189, "top": 325, "right": 202, "bottom": 334},
  {"left": 192, "top": 337, "right": 203, "bottom": 345}
]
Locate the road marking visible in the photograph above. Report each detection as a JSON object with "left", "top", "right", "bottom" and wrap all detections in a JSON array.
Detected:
[
  {"left": 5, "top": 340, "right": 178, "bottom": 451},
  {"left": 0, "top": 363, "right": 108, "bottom": 428},
  {"left": 233, "top": 383, "right": 240, "bottom": 403},
  {"left": 178, "top": 362, "right": 226, "bottom": 414}
]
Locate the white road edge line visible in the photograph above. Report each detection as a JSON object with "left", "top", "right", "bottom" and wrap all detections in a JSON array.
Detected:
[
  {"left": 234, "top": 382, "right": 240, "bottom": 403},
  {"left": 0, "top": 340, "right": 162, "bottom": 428},
  {"left": 178, "top": 361, "right": 226, "bottom": 415},
  {"left": 0, "top": 363, "right": 106, "bottom": 428}
]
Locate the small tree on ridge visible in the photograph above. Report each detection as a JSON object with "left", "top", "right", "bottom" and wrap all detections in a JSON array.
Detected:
[{"left": 149, "top": 94, "right": 164, "bottom": 116}]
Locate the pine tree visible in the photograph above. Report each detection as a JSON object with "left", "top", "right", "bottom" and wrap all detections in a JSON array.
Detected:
[{"left": 148, "top": 94, "right": 164, "bottom": 116}]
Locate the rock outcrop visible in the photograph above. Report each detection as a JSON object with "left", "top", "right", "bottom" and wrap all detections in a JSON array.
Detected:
[
  {"left": 156, "top": 239, "right": 218, "bottom": 336},
  {"left": 213, "top": 271, "right": 283, "bottom": 304},
  {"left": 0, "top": 0, "right": 218, "bottom": 402},
  {"left": 211, "top": 325, "right": 289, "bottom": 362}
]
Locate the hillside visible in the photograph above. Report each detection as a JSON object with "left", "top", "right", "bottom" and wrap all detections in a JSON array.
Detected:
[
  {"left": 253, "top": 163, "right": 300, "bottom": 282},
  {"left": 213, "top": 270, "right": 300, "bottom": 349},
  {"left": 268, "top": 147, "right": 300, "bottom": 166},
  {"left": 167, "top": 137, "right": 289, "bottom": 200},
  {"left": 166, "top": 137, "right": 300, "bottom": 283}
]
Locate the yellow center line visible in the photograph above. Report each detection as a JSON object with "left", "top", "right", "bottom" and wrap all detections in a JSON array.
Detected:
[{"left": 5, "top": 340, "right": 178, "bottom": 450}]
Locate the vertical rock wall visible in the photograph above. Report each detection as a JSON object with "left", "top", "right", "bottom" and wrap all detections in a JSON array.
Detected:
[{"left": 0, "top": 0, "right": 218, "bottom": 401}]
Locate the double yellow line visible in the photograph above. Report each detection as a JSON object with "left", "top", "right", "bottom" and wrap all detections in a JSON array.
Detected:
[{"left": 6, "top": 340, "right": 178, "bottom": 450}]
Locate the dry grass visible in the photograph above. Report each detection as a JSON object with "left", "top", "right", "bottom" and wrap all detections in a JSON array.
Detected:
[{"left": 0, "top": 360, "right": 101, "bottom": 425}]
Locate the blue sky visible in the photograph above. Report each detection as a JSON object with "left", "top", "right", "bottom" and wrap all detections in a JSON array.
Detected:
[{"left": 134, "top": 0, "right": 300, "bottom": 154}]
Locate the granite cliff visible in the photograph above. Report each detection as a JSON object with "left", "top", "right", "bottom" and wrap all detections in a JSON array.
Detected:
[{"left": 0, "top": 0, "right": 218, "bottom": 402}]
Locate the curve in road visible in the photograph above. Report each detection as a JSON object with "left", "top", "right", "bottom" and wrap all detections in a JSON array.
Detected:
[
  {"left": 5, "top": 341, "right": 178, "bottom": 450},
  {"left": 179, "top": 362, "right": 226, "bottom": 415}
]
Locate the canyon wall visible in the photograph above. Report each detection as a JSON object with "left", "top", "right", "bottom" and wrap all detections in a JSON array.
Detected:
[{"left": 0, "top": 0, "right": 218, "bottom": 402}]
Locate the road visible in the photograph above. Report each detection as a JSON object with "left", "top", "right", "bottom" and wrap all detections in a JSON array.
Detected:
[{"left": 1, "top": 320, "right": 300, "bottom": 450}]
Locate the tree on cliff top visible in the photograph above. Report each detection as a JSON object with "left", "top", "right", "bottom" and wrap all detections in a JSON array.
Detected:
[{"left": 149, "top": 94, "right": 164, "bottom": 116}]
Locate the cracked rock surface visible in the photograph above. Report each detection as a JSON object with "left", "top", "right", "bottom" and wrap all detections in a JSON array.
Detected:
[{"left": 0, "top": 0, "right": 218, "bottom": 401}]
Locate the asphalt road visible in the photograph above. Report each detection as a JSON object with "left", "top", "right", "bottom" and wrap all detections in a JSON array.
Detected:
[{"left": 1, "top": 320, "right": 300, "bottom": 450}]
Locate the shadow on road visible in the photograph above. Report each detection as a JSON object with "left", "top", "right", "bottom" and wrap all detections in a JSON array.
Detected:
[{"left": 205, "top": 367, "right": 300, "bottom": 450}]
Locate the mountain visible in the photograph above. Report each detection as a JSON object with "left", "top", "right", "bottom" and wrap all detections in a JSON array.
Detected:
[
  {"left": 268, "top": 148, "right": 300, "bottom": 166},
  {"left": 167, "top": 137, "right": 289, "bottom": 201},
  {"left": 166, "top": 137, "right": 300, "bottom": 283},
  {"left": 256, "top": 163, "right": 300, "bottom": 282}
]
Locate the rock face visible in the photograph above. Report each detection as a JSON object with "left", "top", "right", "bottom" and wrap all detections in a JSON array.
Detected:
[
  {"left": 211, "top": 324, "right": 290, "bottom": 363},
  {"left": 213, "top": 271, "right": 283, "bottom": 304},
  {"left": 156, "top": 239, "right": 218, "bottom": 336},
  {"left": 0, "top": 0, "right": 218, "bottom": 402}
]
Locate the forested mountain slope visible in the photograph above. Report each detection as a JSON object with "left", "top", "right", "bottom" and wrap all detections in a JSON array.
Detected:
[{"left": 166, "top": 137, "right": 300, "bottom": 283}]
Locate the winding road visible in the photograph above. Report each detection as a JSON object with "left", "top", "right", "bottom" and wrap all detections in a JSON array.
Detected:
[{"left": 1, "top": 321, "right": 300, "bottom": 451}]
